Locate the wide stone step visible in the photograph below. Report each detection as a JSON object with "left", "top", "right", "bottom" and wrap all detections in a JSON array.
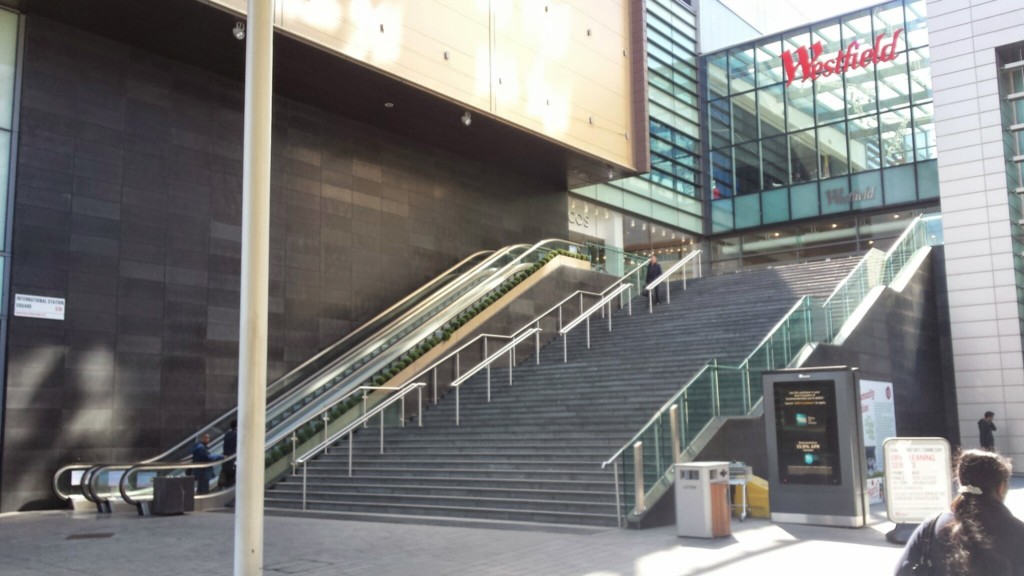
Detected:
[
  {"left": 267, "top": 489, "right": 616, "bottom": 515},
  {"left": 273, "top": 474, "right": 615, "bottom": 493},
  {"left": 264, "top": 497, "right": 619, "bottom": 527}
]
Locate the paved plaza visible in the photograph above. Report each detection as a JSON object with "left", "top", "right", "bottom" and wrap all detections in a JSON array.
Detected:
[{"left": 1, "top": 478, "right": 1021, "bottom": 576}]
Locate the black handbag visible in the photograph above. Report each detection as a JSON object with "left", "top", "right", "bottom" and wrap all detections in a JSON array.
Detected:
[{"left": 910, "top": 514, "right": 941, "bottom": 575}]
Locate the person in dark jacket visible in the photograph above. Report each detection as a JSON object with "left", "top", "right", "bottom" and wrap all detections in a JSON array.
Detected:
[
  {"left": 221, "top": 420, "right": 237, "bottom": 488},
  {"left": 979, "top": 411, "right": 997, "bottom": 451},
  {"left": 191, "top": 433, "right": 223, "bottom": 495},
  {"left": 894, "top": 449, "right": 1024, "bottom": 576},
  {"left": 645, "top": 255, "right": 663, "bottom": 305}
]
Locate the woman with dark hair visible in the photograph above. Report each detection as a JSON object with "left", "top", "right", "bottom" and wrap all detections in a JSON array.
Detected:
[{"left": 895, "top": 449, "right": 1024, "bottom": 575}]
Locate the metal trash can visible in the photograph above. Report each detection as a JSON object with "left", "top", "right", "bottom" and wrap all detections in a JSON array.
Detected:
[
  {"left": 674, "top": 462, "right": 731, "bottom": 538},
  {"left": 152, "top": 476, "right": 195, "bottom": 515}
]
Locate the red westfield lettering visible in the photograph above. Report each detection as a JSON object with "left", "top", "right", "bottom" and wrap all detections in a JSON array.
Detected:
[{"left": 781, "top": 28, "right": 902, "bottom": 86}]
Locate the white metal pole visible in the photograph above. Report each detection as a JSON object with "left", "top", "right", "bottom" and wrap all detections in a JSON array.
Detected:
[{"left": 235, "top": 2, "right": 273, "bottom": 574}]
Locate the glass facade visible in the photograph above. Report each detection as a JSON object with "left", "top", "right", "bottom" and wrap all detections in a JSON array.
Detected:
[
  {"left": 572, "top": 0, "right": 703, "bottom": 236},
  {"left": 702, "top": 0, "right": 937, "bottom": 239},
  {"left": 0, "top": 8, "right": 16, "bottom": 445}
]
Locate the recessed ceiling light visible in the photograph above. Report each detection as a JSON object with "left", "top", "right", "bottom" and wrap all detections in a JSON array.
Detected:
[{"left": 384, "top": 102, "right": 394, "bottom": 108}]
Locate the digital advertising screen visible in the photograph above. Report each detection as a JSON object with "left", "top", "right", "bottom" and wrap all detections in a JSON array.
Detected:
[{"left": 774, "top": 380, "right": 842, "bottom": 485}]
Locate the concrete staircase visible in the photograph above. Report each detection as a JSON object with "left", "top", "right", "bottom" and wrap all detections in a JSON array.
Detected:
[{"left": 264, "top": 258, "right": 857, "bottom": 527}]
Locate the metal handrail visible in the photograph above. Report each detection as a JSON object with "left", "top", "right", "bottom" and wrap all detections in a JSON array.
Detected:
[
  {"left": 296, "top": 383, "right": 427, "bottom": 508},
  {"left": 557, "top": 283, "right": 632, "bottom": 362},
  {"left": 822, "top": 215, "right": 923, "bottom": 307},
  {"left": 119, "top": 456, "right": 237, "bottom": 506},
  {"left": 449, "top": 329, "right": 541, "bottom": 425},
  {"left": 644, "top": 250, "right": 703, "bottom": 312},
  {"left": 53, "top": 463, "right": 96, "bottom": 502},
  {"left": 600, "top": 295, "right": 811, "bottom": 470}
]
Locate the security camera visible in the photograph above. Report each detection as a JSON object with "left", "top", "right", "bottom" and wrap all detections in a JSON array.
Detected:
[
  {"left": 461, "top": 111, "right": 472, "bottom": 127},
  {"left": 233, "top": 22, "right": 246, "bottom": 40}
]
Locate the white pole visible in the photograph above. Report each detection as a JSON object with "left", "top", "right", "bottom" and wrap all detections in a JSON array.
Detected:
[{"left": 235, "top": 1, "right": 273, "bottom": 574}]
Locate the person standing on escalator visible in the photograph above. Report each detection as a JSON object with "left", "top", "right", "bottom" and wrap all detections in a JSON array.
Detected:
[{"left": 191, "top": 433, "right": 223, "bottom": 495}]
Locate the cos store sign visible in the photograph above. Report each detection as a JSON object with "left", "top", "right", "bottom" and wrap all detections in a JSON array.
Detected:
[{"left": 568, "top": 209, "right": 591, "bottom": 229}]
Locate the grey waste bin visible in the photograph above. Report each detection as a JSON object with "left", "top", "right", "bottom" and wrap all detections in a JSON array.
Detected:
[
  {"left": 674, "top": 462, "right": 731, "bottom": 538},
  {"left": 152, "top": 477, "right": 195, "bottom": 515}
]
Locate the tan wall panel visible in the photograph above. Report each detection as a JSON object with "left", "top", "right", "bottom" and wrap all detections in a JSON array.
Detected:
[{"left": 203, "top": 0, "right": 635, "bottom": 169}]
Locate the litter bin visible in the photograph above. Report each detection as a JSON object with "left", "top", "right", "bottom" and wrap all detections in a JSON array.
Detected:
[
  {"left": 674, "top": 462, "right": 731, "bottom": 538},
  {"left": 152, "top": 476, "right": 195, "bottom": 515}
]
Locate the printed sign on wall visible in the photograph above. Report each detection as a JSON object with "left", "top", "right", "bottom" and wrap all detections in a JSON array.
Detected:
[{"left": 14, "top": 294, "right": 65, "bottom": 321}]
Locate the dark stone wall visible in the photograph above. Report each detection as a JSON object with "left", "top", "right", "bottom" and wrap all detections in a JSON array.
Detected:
[
  {"left": 803, "top": 247, "right": 958, "bottom": 442},
  {"left": 1, "top": 17, "right": 567, "bottom": 511}
]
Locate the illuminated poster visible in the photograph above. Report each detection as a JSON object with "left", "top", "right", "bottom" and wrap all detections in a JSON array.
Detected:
[{"left": 774, "top": 380, "right": 841, "bottom": 485}]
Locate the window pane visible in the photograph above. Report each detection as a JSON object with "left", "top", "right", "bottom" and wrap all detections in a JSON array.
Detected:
[
  {"left": 735, "top": 193, "right": 761, "bottom": 228},
  {"left": 762, "top": 134, "right": 789, "bottom": 189},
  {"left": 732, "top": 92, "right": 759, "bottom": 144},
  {"left": 784, "top": 29, "right": 815, "bottom": 130},
  {"left": 711, "top": 149, "right": 734, "bottom": 198},
  {"left": 883, "top": 164, "right": 917, "bottom": 204},
  {"left": 813, "top": 22, "right": 845, "bottom": 125},
  {"left": 756, "top": 38, "right": 783, "bottom": 87},
  {"left": 709, "top": 98, "right": 731, "bottom": 150},
  {"left": 908, "top": 48, "right": 931, "bottom": 104},
  {"left": 707, "top": 52, "right": 729, "bottom": 100},
  {"left": 735, "top": 142, "right": 760, "bottom": 195},
  {"left": 846, "top": 59, "right": 878, "bottom": 119},
  {"left": 711, "top": 198, "right": 735, "bottom": 233},
  {"left": 851, "top": 170, "right": 884, "bottom": 209},
  {"left": 877, "top": 50, "right": 910, "bottom": 112},
  {"left": 790, "top": 182, "right": 820, "bottom": 219},
  {"left": 913, "top": 103, "right": 936, "bottom": 160},
  {"left": 820, "top": 121, "right": 849, "bottom": 178},
  {"left": 873, "top": 1, "right": 905, "bottom": 41},
  {"left": 759, "top": 84, "right": 785, "bottom": 138},
  {"left": 904, "top": 0, "right": 928, "bottom": 50},
  {"left": 790, "top": 128, "right": 818, "bottom": 183},
  {"left": 729, "top": 46, "right": 755, "bottom": 94},
  {"left": 763, "top": 187, "right": 790, "bottom": 224},
  {"left": 880, "top": 108, "right": 913, "bottom": 167},
  {"left": 848, "top": 116, "right": 880, "bottom": 173},
  {"left": 820, "top": 175, "right": 851, "bottom": 215},
  {"left": 0, "top": 10, "right": 16, "bottom": 131}
]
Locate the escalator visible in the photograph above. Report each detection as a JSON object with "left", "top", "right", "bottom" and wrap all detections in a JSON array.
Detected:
[{"left": 54, "top": 239, "right": 586, "bottom": 512}]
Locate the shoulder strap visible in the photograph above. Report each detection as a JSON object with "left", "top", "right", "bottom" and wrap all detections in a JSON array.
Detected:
[{"left": 917, "top": 514, "right": 941, "bottom": 570}]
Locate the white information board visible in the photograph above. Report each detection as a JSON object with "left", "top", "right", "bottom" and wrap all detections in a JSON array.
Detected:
[
  {"left": 883, "top": 437, "right": 952, "bottom": 523},
  {"left": 14, "top": 294, "right": 65, "bottom": 320}
]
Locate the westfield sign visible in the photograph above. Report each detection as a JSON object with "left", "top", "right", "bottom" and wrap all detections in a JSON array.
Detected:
[{"left": 781, "top": 28, "right": 903, "bottom": 86}]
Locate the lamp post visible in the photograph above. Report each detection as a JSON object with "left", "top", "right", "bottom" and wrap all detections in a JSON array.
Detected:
[{"left": 235, "top": 0, "right": 273, "bottom": 574}]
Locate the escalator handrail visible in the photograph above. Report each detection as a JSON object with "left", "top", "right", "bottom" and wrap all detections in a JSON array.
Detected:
[{"left": 119, "top": 455, "right": 238, "bottom": 506}]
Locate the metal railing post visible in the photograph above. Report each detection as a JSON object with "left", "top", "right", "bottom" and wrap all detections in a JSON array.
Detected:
[
  {"left": 417, "top": 387, "right": 423, "bottom": 427},
  {"left": 291, "top": 433, "right": 298, "bottom": 475},
  {"left": 484, "top": 337, "right": 491, "bottom": 402},
  {"left": 632, "top": 442, "right": 646, "bottom": 515},
  {"left": 508, "top": 344, "right": 514, "bottom": 387},
  {"left": 586, "top": 316, "right": 590, "bottom": 349},
  {"left": 535, "top": 321, "right": 541, "bottom": 365},
  {"left": 712, "top": 359, "right": 721, "bottom": 417},
  {"left": 348, "top": 433, "right": 353, "bottom": 477},
  {"left": 302, "top": 463, "right": 307, "bottom": 510},
  {"left": 456, "top": 386, "right": 461, "bottom": 426},
  {"left": 670, "top": 405, "right": 681, "bottom": 464},
  {"left": 379, "top": 411, "right": 385, "bottom": 454},
  {"left": 322, "top": 412, "right": 330, "bottom": 448},
  {"left": 613, "top": 458, "right": 623, "bottom": 528},
  {"left": 432, "top": 367, "right": 438, "bottom": 404}
]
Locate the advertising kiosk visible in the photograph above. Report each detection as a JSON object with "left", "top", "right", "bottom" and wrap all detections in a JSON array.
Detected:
[{"left": 763, "top": 367, "right": 869, "bottom": 527}]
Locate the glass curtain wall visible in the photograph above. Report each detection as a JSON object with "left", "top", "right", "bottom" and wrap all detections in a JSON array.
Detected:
[
  {"left": 572, "top": 0, "right": 703, "bottom": 236},
  {"left": 704, "top": 0, "right": 936, "bottom": 236}
]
